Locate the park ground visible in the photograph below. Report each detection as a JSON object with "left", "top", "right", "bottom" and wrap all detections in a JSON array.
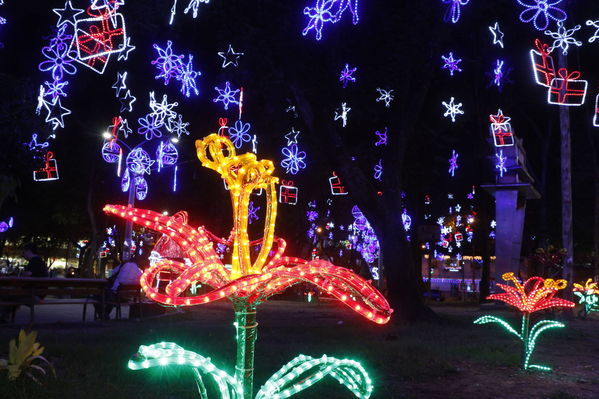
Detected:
[{"left": 0, "top": 300, "right": 598, "bottom": 399}]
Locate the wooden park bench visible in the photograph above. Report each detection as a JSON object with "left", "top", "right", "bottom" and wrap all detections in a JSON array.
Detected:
[{"left": 0, "top": 277, "right": 108, "bottom": 323}]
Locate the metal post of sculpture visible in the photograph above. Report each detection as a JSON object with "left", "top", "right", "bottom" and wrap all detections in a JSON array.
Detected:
[{"left": 104, "top": 134, "right": 392, "bottom": 399}]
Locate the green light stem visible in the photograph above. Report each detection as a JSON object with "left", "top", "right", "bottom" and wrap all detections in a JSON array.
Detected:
[
  {"left": 234, "top": 303, "right": 258, "bottom": 399},
  {"left": 520, "top": 313, "right": 530, "bottom": 370}
]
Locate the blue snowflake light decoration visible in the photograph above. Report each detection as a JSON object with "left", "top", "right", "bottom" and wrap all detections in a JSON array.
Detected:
[
  {"left": 248, "top": 201, "right": 260, "bottom": 224},
  {"left": 213, "top": 81, "right": 240, "bottom": 111},
  {"left": 228, "top": 120, "right": 252, "bottom": 149},
  {"left": 516, "top": 0, "right": 566, "bottom": 31},
  {"left": 448, "top": 150, "right": 459, "bottom": 177},
  {"left": 339, "top": 63, "right": 357, "bottom": 88},
  {"left": 44, "top": 80, "right": 69, "bottom": 100},
  {"left": 179, "top": 54, "right": 200, "bottom": 97},
  {"left": 152, "top": 40, "right": 184, "bottom": 85},
  {"left": 302, "top": 0, "right": 359, "bottom": 41},
  {"left": 495, "top": 150, "right": 507, "bottom": 177},
  {"left": 281, "top": 144, "right": 307, "bottom": 175},
  {"left": 492, "top": 59, "right": 505, "bottom": 87},
  {"left": 441, "top": 52, "right": 462, "bottom": 76},
  {"left": 374, "top": 159, "right": 383, "bottom": 181}
]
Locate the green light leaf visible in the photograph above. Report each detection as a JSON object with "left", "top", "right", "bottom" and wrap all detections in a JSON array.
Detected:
[
  {"left": 128, "top": 342, "right": 243, "bottom": 399},
  {"left": 255, "top": 354, "right": 373, "bottom": 399},
  {"left": 473, "top": 315, "right": 522, "bottom": 340},
  {"left": 524, "top": 320, "right": 564, "bottom": 370}
]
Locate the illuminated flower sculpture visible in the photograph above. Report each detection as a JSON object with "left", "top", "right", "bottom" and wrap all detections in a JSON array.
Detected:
[
  {"left": 104, "top": 134, "right": 392, "bottom": 399},
  {"left": 573, "top": 279, "right": 599, "bottom": 319},
  {"left": 474, "top": 272, "right": 574, "bottom": 371}
]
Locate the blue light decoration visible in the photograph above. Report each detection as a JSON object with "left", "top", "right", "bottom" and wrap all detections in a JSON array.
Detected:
[
  {"left": 544, "top": 21, "right": 582, "bottom": 55},
  {"left": 169, "top": 0, "right": 210, "bottom": 25},
  {"left": 112, "top": 71, "right": 128, "bottom": 97},
  {"left": 156, "top": 141, "right": 179, "bottom": 171},
  {"left": 167, "top": 114, "right": 190, "bottom": 138},
  {"left": 118, "top": 118, "right": 132, "bottom": 138},
  {"left": 281, "top": 144, "right": 307, "bottom": 175},
  {"left": 179, "top": 55, "right": 200, "bottom": 97},
  {"left": 39, "top": 34, "right": 78, "bottom": 81},
  {"left": 587, "top": 20, "right": 599, "bottom": 43},
  {"left": 117, "top": 36, "right": 135, "bottom": 61},
  {"left": 0, "top": 217, "right": 14, "bottom": 233},
  {"left": 334, "top": 102, "right": 351, "bottom": 127},
  {"left": 52, "top": 0, "right": 84, "bottom": 27},
  {"left": 441, "top": 0, "right": 470, "bottom": 24},
  {"left": 228, "top": 120, "right": 252, "bottom": 149},
  {"left": 516, "top": 0, "right": 566, "bottom": 31},
  {"left": 119, "top": 90, "right": 136, "bottom": 113},
  {"left": 149, "top": 92, "right": 178, "bottom": 125},
  {"left": 302, "top": 0, "right": 359, "bottom": 41},
  {"left": 138, "top": 113, "right": 164, "bottom": 140},
  {"left": 442, "top": 97, "right": 464, "bottom": 122},
  {"left": 489, "top": 22, "right": 505, "bottom": 48},
  {"left": 495, "top": 150, "right": 507, "bottom": 177},
  {"left": 441, "top": 52, "right": 462, "bottom": 76},
  {"left": 134, "top": 175, "right": 148, "bottom": 200},
  {"left": 248, "top": 201, "right": 260, "bottom": 224},
  {"left": 284, "top": 127, "right": 300, "bottom": 146},
  {"left": 44, "top": 80, "right": 69, "bottom": 100},
  {"left": 339, "top": 63, "right": 357, "bottom": 88},
  {"left": 218, "top": 44, "right": 244, "bottom": 68},
  {"left": 213, "top": 81, "right": 240, "bottom": 111},
  {"left": 27, "top": 134, "right": 50, "bottom": 152},
  {"left": 121, "top": 168, "right": 131, "bottom": 192},
  {"left": 102, "top": 141, "right": 122, "bottom": 163},
  {"left": 348, "top": 205, "right": 380, "bottom": 280},
  {"left": 43, "top": 98, "right": 72, "bottom": 130},
  {"left": 375, "top": 88, "right": 394, "bottom": 108},
  {"left": 448, "top": 150, "right": 458, "bottom": 177},
  {"left": 374, "top": 127, "right": 388, "bottom": 146},
  {"left": 127, "top": 148, "right": 154, "bottom": 175},
  {"left": 492, "top": 59, "right": 505, "bottom": 87},
  {"left": 401, "top": 209, "right": 412, "bottom": 232},
  {"left": 151, "top": 41, "right": 201, "bottom": 97},
  {"left": 374, "top": 159, "right": 383, "bottom": 181}
]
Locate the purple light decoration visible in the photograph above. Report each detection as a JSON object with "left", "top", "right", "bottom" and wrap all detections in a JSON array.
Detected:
[
  {"left": 374, "top": 127, "right": 388, "bottom": 146},
  {"left": 402, "top": 209, "right": 412, "bottom": 231},
  {"left": 213, "top": 81, "right": 240, "bottom": 111},
  {"left": 126, "top": 148, "right": 154, "bottom": 175},
  {"left": 248, "top": 201, "right": 260, "bottom": 224},
  {"left": 374, "top": 159, "right": 383, "bottom": 181},
  {"left": 102, "top": 141, "right": 121, "bottom": 163},
  {"left": 228, "top": 120, "right": 252, "bottom": 149},
  {"left": 173, "top": 165, "right": 178, "bottom": 192},
  {"left": 448, "top": 150, "right": 458, "bottom": 177},
  {"left": 151, "top": 41, "right": 184, "bottom": 85},
  {"left": 178, "top": 54, "right": 200, "bottom": 97},
  {"left": 281, "top": 144, "right": 307, "bottom": 175},
  {"left": 137, "top": 113, "right": 164, "bottom": 140},
  {"left": 516, "top": 0, "right": 567, "bottom": 31},
  {"left": 302, "top": 0, "right": 359, "bottom": 41},
  {"left": 349, "top": 205, "right": 380, "bottom": 278},
  {"left": 0, "top": 217, "right": 14, "bottom": 233},
  {"left": 441, "top": 0, "right": 470, "bottom": 24},
  {"left": 339, "top": 63, "right": 357, "bottom": 88},
  {"left": 495, "top": 150, "right": 507, "bottom": 177},
  {"left": 38, "top": 25, "right": 77, "bottom": 81},
  {"left": 27, "top": 134, "right": 49, "bottom": 152},
  {"left": 493, "top": 59, "right": 505, "bottom": 87},
  {"left": 441, "top": 52, "right": 463, "bottom": 76},
  {"left": 134, "top": 175, "right": 148, "bottom": 201}
]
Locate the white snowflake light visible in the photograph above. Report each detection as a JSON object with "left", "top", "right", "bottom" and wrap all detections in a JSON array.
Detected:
[
  {"left": 544, "top": 21, "right": 582, "bottom": 55},
  {"left": 375, "top": 88, "right": 394, "bottom": 107},
  {"left": 442, "top": 97, "right": 464, "bottom": 122}
]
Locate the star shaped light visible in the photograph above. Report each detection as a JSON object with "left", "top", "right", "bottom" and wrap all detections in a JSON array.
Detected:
[
  {"left": 52, "top": 0, "right": 84, "bottom": 26},
  {"left": 118, "top": 118, "right": 132, "bottom": 138},
  {"left": 43, "top": 97, "right": 71, "bottom": 130},
  {"left": 118, "top": 37, "right": 136, "bottom": 61},
  {"left": 284, "top": 127, "right": 300, "bottom": 146},
  {"left": 489, "top": 22, "right": 504, "bottom": 48},
  {"left": 442, "top": 97, "right": 464, "bottom": 122},
  {"left": 119, "top": 90, "right": 137, "bottom": 113},
  {"left": 112, "top": 71, "right": 128, "bottom": 97},
  {"left": 217, "top": 44, "right": 244, "bottom": 68}
]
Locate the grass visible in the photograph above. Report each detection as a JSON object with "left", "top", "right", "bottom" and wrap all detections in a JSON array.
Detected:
[{"left": 0, "top": 300, "right": 598, "bottom": 399}]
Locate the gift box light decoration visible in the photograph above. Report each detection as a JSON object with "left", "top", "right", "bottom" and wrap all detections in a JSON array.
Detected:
[
  {"left": 573, "top": 279, "right": 599, "bottom": 318},
  {"left": 593, "top": 94, "right": 599, "bottom": 127},
  {"left": 329, "top": 171, "right": 349, "bottom": 195},
  {"left": 547, "top": 68, "right": 588, "bottom": 106},
  {"left": 489, "top": 109, "right": 515, "bottom": 147},
  {"left": 529, "top": 39, "right": 556, "bottom": 88},
  {"left": 104, "top": 134, "right": 391, "bottom": 399},
  {"left": 474, "top": 272, "right": 574, "bottom": 371},
  {"left": 279, "top": 180, "right": 298, "bottom": 205},
  {"left": 33, "top": 152, "right": 60, "bottom": 182}
]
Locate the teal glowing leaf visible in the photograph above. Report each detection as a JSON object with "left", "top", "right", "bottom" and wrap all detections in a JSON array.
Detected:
[
  {"left": 255, "top": 354, "right": 373, "bottom": 399},
  {"left": 473, "top": 315, "right": 522, "bottom": 340}
]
